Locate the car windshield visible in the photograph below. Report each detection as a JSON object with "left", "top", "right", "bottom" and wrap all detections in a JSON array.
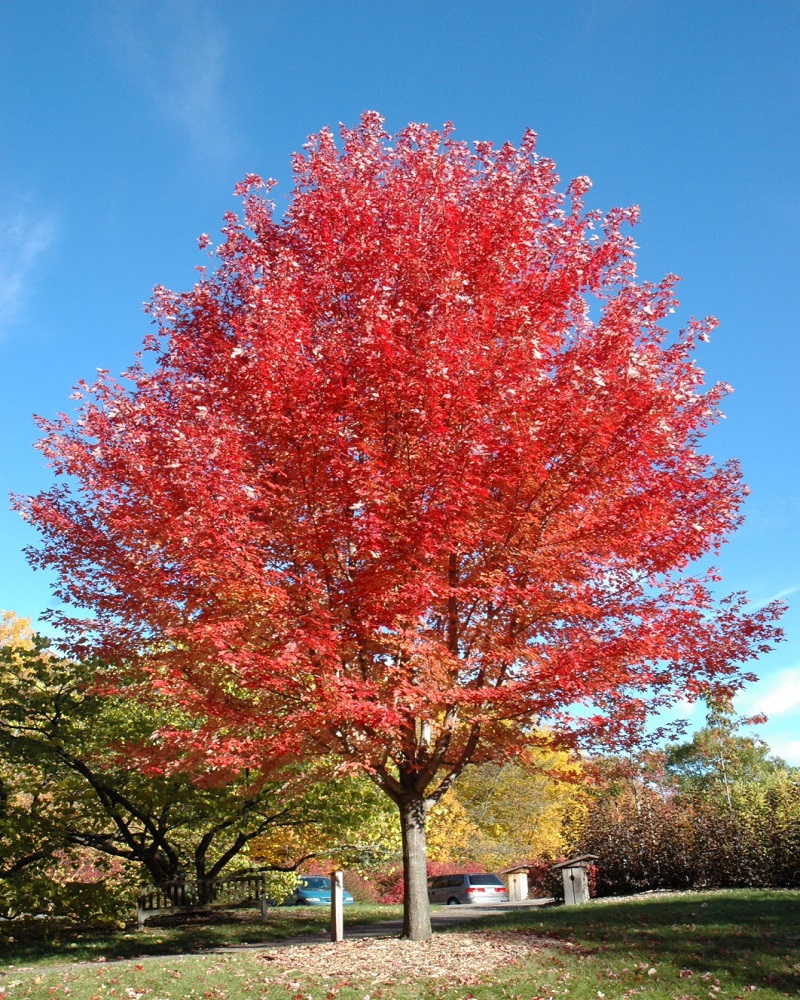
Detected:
[
  {"left": 468, "top": 875, "right": 504, "bottom": 886},
  {"left": 300, "top": 877, "right": 330, "bottom": 890}
]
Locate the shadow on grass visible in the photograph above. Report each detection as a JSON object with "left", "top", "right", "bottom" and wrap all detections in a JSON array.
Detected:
[
  {"left": 458, "top": 889, "right": 800, "bottom": 996},
  {"left": 0, "top": 904, "right": 403, "bottom": 967}
]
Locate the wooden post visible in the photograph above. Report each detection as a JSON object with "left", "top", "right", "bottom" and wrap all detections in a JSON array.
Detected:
[{"left": 331, "top": 870, "right": 344, "bottom": 943}]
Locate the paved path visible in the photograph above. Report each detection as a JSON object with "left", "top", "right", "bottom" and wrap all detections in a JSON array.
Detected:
[{"left": 249, "top": 897, "right": 556, "bottom": 947}]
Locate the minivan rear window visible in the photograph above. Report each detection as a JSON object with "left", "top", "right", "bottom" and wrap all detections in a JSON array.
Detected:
[{"left": 468, "top": 875, "right": 505, "bottom": 886}]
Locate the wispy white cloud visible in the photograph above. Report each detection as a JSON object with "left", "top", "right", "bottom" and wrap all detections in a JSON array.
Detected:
[
  {"left": 0, "top": 208, "right": 57, "bottom": 337},
  {"left": 737, "top": 665, "right": 800, "bottom": 719},
  {"left": 768, "top": 584, "right": 800, "bottom": 603},
  {"left": 748, "top": 584, "right": 800, "bottom": 612},
  {"left": 762, "top": 736, "right": 800, "bottom": 768},
  {"left": 100, "top": 0, "right": 236, "bottom": 165}
]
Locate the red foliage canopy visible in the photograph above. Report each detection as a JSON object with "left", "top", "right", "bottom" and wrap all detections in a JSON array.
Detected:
[{"left": 19, "top": 113, "right": 782, "bottom": 799}]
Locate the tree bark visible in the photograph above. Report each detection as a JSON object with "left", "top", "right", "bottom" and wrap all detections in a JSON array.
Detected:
[{"left": 398, "top": 793, "right": 431, "bottom": 941}]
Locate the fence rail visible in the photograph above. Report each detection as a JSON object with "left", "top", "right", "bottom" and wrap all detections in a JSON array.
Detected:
[{"left": 137, "top": 873, "right": 270, "bottom": 929}]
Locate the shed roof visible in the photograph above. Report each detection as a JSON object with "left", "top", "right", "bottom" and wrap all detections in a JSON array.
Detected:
[{"left": 550, "top": 855, "right": 599, "bottom": 870}]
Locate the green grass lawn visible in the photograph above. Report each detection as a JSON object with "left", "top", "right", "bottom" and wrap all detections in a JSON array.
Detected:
[
  {"left": 0, "top": 903, "right": 401, "bottom": 965},
  {"left": 0, "top": 890, "right": 797, "bottom": 999}
]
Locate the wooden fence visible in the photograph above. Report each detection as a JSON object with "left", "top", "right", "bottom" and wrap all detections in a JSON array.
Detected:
[{"left": 137, "top": 872, "right": 270, "bottom": 929}]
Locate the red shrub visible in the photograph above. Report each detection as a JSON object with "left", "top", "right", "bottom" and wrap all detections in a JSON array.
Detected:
[{"left": 343, "top": 870, "right": 382, "bottom": 904}]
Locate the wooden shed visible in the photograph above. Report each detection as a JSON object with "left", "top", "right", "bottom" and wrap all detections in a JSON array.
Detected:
[
  {"left": 551, "top": 854, "right": 598, "bottom": 905},
  {"left": 497, "top": 864, "right": 530, "bottom": 902}
]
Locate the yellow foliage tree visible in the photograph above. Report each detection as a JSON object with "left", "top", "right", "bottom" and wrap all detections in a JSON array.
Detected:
[
  {"left": 248, "top": 773, "right": 401, "bottom": 872},
  {"left": 426, "top": 790, "right": 479, "bottom": 862},
  {"left": 0, "top": 611, "right": 35, "bottom": 656},
  {"left": 452, "top": 750, "right": 589, "bottom": 869},
  {"left": 248, "top": 823, "right": 328, "bottom": 869}
]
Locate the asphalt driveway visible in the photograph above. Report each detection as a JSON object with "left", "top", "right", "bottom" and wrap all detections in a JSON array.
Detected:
[{"left": 300, "top": 897, "right": 556, "bottom": 942}]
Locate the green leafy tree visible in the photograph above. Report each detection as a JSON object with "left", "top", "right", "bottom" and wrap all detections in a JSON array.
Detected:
[
  {"left": 0, "top": 759, "right": 63, "bottom": 919},
  {"left": 0, "top": 615, "right": 378, "bottom": 901},
  {"left": 666, "top": 706, "right": 799, "bottom": 886},
  {"left": 667, "top": 705, "right": 786, "bottom": 804},
  {"left": 250, "top": 773, "right": 401, "bottom": 872}
]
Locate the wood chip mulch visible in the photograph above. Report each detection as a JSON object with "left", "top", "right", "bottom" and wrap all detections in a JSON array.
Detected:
[{"left": 259, "top": 929, "right": 572, "bottom": 986}]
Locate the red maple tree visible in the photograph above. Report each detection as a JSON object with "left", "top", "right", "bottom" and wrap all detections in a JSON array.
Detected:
[{"left": 19, "top": 113, "right": 782, "bottom": 938}]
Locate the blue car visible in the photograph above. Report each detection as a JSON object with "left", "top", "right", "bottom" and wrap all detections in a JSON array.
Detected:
[{"left": 291, "top": 876, "right": 355, "bottom": 906}]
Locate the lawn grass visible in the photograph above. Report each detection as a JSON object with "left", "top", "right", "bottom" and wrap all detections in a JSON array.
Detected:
[
  {"left": 0, "top": 903, "right": 402, "bottom": 965},
  {"left": 1, "top": 890, "right": 797, "bottom": 999},
  {"left": 466, "top": 889, "right": 800, "bottom": 998}
]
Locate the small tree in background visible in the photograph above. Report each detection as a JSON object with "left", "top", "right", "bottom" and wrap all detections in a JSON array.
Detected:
[
  {"left": 18, "top": 114, "right": 783, "bottom": 939},
  {"left": 0, "top": 613, "right": 381, "bottom": 912}
]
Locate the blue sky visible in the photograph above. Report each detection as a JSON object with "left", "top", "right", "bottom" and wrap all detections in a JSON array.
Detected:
[{"left": 1, "top": 1, "right": 798, "bottom": 761}]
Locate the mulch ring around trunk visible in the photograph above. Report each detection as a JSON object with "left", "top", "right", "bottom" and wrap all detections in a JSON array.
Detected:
[{"left": 258, "top": 929, "right": 577, "bottom": 987}]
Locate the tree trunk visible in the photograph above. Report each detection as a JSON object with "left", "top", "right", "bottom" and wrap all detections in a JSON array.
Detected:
[{"left": 398, "top": 794, "right": 431, "bottom": 941}]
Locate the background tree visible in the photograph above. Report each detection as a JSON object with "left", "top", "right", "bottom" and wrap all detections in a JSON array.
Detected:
[
  {"left": 666, "top": 707, "right": 800, "bottom": 888},
  {"left": 248, "top": 773, "right": 401, "bottom": 872},
  {"left": 0, "top": 613, "right": 60, "bottom": 908},
  {"left": 578, "top": 721, "right": 800, "bottom": 894},
  {"left": 0, "top": 756, "right": 66, "bottom": 920},
  {"left": 0, "top": 615, "right": 377, "bottom": 913},
  {"left": 666, "top": 704, "right": 780, "bottom": 803},
  {"left": 425, "top": 789, "right": 479, "bottom": 863},
  {"left": 18, "top": 114, "right": 783, "bottom": 938},
  {"left": 452, "top": 752, "right": 588, "bottom": 870},
  {"left": 0, "top": 614, "right": 137, "bottom": 921}
]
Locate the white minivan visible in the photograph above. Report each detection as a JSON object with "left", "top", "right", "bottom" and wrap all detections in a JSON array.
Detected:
[{"left": 427, "top": 873, "right": 509, "bottom": 905}]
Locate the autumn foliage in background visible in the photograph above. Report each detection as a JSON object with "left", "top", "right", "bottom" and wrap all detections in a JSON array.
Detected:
[
  {"left": 577, "top": 713, "right": 800, "bottom": 895},
  {"left": 2, "top": 611, "right": 798, "bottom": 924},
  {"left": 0, "top": 612, "right": 388, "bottom": 920}
]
